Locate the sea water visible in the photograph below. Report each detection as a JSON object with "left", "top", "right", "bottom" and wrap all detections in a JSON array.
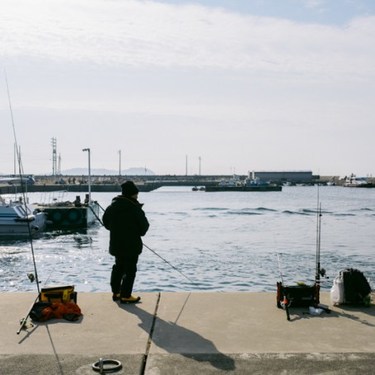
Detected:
[{"left": 0, "top": 186, "right": 374, "bottom": 293}]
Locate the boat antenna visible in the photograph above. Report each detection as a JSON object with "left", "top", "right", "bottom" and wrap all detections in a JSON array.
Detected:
[{"left": 4, "top": 70, "right": 41, "bottom": 293}]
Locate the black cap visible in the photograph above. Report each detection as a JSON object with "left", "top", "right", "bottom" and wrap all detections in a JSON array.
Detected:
[{"left": 121, "top": 181, "right": 139, "bottom": 197}]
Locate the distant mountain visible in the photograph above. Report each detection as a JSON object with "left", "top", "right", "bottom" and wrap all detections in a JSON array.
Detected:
[{"left": 60, "top": 167, "right": 155, "bottom": 176}]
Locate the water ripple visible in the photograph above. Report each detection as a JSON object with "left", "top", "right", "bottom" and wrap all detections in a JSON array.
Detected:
[{"left": 0, "top": 188, "right": 374, "bottom": 293}]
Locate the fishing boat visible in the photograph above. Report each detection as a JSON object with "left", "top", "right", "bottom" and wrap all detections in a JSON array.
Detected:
[
  {"left": 344, "top": 174, "right": 375, "bottom": 188},
  {"left": 205, "top": 174, "right": 282, "bottom": 192},
  {"left": 0, "top": 197, "right": 47, "bottom": 238},
  {"left": 37, "top": 147, "right": 102, "bottom": 230},
  {"left": 37, "top": 194, "right": 101, "bottom": 230}
]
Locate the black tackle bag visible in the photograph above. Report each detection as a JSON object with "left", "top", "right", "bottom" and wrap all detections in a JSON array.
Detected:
[{"left": 341, "top": 268, "right": 371, "bottom": 304}]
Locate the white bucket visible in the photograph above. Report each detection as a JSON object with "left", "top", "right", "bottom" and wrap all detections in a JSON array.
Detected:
[{"left": 330, "top": 275, "right": 345, "bottom": 305}]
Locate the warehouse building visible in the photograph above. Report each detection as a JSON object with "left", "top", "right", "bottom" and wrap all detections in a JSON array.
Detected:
[{"left": 252, "top": 171, "right": 313, "bottom": 184}]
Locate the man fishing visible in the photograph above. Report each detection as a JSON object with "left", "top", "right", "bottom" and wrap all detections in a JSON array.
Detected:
[{"left": 103, "top": 181, "right": 149, "bottom": 303}]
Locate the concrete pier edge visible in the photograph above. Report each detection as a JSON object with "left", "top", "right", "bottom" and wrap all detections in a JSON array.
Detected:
[{"left": 1, "top": 291, "right": 374, "bottom": 374}]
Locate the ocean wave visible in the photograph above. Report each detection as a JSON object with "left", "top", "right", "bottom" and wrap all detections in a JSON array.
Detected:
[
  {"left": 256, "top": 207, "right": 278, "bottom": 212},
  {"left": 193, "top": 207, "right": 229, "bottom": 211},
  {"left": 282, "top": 210, "right": 310, "bottom": 216},
  {"left": 226, "top": 210, "right": 263, "bottom": 216},
  {"left": 1, "top": 189, "right": 374, "bottom": 293}
]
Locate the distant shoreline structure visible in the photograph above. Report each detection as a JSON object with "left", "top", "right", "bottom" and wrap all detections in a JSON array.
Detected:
[{"left": 1, "top": 172, "right": 374, "bottom": 194}]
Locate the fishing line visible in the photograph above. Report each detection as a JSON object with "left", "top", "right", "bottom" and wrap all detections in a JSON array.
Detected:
[
  {"left": 143, "top": 243, "right": 195, "bottom": 284},
  {"left": 4, "top": 70, "right": 41, "bottom": 293},
  {"left": 93, "top": 207, "right": 196, "bottom": 285}
]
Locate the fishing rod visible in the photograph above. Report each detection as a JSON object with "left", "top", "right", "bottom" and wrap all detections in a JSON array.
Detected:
[
  {"left": 17, "top": 293, "right": 40, "bottom": 334},
  {"left": 5, "top": 71, "right": 41, "bottom": 294},
  {"left": 315, "top": 186, "right": 327, "bottom": 286},
  {"left": 17, "top": 268, "right": 55, "bottom": 334},
  {"left": 276, "top": 253, "right": 290, "bottom": 321},
  {"left": 5, "top": 71, "right": 44, "bottom": 333},
  {"left": 91, "top": 206, "right": 195, "bottom": 284},
  {"left": 96, "top": 201, "right": 106, "bottom": 212},
  {"left": 315, "top": 202, "right": 322, "bottom": 285},
  {"left": 88, "top": 203, "right": 104, "bottom": 225}
]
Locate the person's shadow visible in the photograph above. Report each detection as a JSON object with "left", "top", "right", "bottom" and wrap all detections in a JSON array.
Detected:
[{"left": 119, "top": 298, "right": 236, "bottom": 372}]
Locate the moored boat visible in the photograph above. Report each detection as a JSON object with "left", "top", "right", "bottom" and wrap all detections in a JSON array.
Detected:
[
  {"left": 205, "top": 174, "right": 282, "bottom": 192},
  {"left": 0, "top": 197, "right": 47, "bottom": 238},
  {"left": 38, "top": 147, "right": 102, "bottom": 230},
  {"left": 37, "top": 195, "right": 101, "bottom": 230},
  {"left": 192, "top": 186, "right": 205, "bottom": 191},
  {"left": 344, "top": 174, "right": 375, "bottom": 188}
]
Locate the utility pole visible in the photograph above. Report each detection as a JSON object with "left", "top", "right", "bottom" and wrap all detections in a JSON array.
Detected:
[
  {"left": 185, "top": 155, "right": 188, "bottom": 176},
  {"left": 58, "top": 153, "right": 61, "bottom": 175},
  {"left": 17, "top": 145, "right": 21, "bottom": 174},
  {"left": 51, "top": 137, "right": 57, "bottom": 176},
  {"left": 199, "top": 156, "right": 201, "bottom": 176}
]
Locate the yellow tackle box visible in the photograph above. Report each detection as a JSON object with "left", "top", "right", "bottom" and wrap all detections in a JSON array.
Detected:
[{"left": 40, "top": 285, "right": 77, "bottom": 303}]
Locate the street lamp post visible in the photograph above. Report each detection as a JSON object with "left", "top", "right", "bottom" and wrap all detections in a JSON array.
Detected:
[
  {"left": 82, "top": 148, "right": 91, "bottom": 204},
  {"left": 118, "top": 149, "right": 121, "bottom": 176}
]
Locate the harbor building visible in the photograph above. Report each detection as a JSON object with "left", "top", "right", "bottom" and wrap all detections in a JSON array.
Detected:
[{"left": 252, "top": 171, "right": 313, "bottom": 184}]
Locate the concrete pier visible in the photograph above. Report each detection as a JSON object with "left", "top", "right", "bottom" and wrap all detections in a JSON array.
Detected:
[{"left": 1, "top": 292, "right": 374, "bottom": 374}]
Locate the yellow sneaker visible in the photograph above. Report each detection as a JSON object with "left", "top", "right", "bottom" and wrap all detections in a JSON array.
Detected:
[{"left": 120, "top": 295, "right": 141, "bottom": 304}]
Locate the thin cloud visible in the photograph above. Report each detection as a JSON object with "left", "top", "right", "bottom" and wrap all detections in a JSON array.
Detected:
[
  {"left": 303, "top": 0, "right": 328, "bottom": 11},
  {"left": 0, "top": 0, "right": 374, "bottom": 79},
  {"left": 0, "top": 0, "right": 374, "bottom": 175}
]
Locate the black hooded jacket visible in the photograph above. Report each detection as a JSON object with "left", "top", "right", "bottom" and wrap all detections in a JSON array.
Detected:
[{"left": 103, "top": 195, "right": 149, "bottom": 257}]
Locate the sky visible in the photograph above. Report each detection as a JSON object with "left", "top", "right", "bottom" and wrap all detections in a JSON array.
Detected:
[{"left": 0, "top": 0, "right": 374, "bottom": 177}]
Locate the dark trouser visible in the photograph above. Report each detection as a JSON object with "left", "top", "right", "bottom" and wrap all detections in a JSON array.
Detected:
[{"left": 110, "top": 255, "right": 139, "bottom": 298}]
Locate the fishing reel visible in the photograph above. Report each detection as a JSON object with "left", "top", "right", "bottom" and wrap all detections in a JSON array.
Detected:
[
  {"left": 27, "top": 273, "right": 41, "bottom": 283},
  {"left": 318, "top": 268, "right": 329, "bottom": 279}
]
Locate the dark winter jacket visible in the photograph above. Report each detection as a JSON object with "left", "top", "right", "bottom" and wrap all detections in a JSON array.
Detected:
[{"left": 102, "top": 195, "right": 149, "bottom": 257}]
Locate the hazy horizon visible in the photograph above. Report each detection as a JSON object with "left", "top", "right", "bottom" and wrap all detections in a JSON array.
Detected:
[{"left": 1, "top": 166, "right": 365, "bottom": 178}]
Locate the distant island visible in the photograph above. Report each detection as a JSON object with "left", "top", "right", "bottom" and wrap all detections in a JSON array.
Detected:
[{"left": 60, "top": 167, "right": 155, "bottom": 176}]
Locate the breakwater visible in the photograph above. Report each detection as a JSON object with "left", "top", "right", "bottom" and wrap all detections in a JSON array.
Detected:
[
  {"left": 0, "top": 183, "right": 156, "bottom": 194},
  {"left": 0, "top": 179, "right": 216, "bottom": 194},
  {"left": 1, "top": 174, "right": 372, "bottom": 195},
  {"left": 0, "top": 175, "right": 237, "bottom": 194}
]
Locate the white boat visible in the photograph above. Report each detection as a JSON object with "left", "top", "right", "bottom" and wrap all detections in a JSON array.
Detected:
[
  {"left": 344, "top": 174, "right": 373, "bottom": 187},
  {"left": 0, "top": 197, "right": 47, "bottom": 238},
  {"left": 205, "top": 174, "right": 282, "bottom": 192}
]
